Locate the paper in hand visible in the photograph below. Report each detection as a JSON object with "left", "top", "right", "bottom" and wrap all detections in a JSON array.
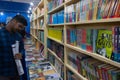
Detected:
[{"left": 11, "top": 41, "right": 24, "bottom": 75}]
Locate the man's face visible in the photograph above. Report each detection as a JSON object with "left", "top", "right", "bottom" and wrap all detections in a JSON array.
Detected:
[{"left": 11, "top": 20, "right": 25, "bottom": 32}]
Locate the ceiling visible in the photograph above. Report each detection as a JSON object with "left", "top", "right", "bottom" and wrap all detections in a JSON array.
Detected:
[{"left": 0, "top": 0, "right": 41, "bottom": 10}]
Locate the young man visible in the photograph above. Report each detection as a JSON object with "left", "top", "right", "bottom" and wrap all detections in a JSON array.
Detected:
[{"left": 0, "top": 15, "right": 27, "bottom": 80}]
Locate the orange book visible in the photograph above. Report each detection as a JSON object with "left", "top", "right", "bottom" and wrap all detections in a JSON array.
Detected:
[
  {"left": 103, "top": 0, "right": 113, "bottom": 18},
  {"left": 114, "top": 0, "right": 120, "bottom": 17},
  {"left": 107, "top": 0, "right": 118, "bottom": 18},
  {"left": 107, "top": 0, "right": 116, "bottom": 18},
  {"left": 102, "top": 0, "right": 110, "bottom": 18},
  {"left": 111, "top": 0, "right": 119, "bottom": 18},
  {"left": 97, "top": 64, "right": 108, "bottom": 80}
]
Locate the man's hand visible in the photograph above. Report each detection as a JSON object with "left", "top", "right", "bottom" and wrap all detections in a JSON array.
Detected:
[{"left": 14, "top": 53, "right": 22, "bottom": 59}]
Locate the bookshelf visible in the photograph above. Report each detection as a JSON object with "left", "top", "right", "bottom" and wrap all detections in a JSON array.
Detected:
[
  {"left": 31, "top": 0, "right": 120, "bottom": 80},
  {"left": 30, "top": 0, "right": 47, "bottom": 57}
]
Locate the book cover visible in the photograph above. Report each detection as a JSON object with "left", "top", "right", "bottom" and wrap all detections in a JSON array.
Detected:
[
  {"left": 96, "top": 29, "right": 112, "bottom": 59},
  {"left": 114, "top": 0, "right": 120, "bottom": 17}
]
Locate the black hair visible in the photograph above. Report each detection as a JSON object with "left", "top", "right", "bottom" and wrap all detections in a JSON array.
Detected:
[{"left": 12, "top": 15, "right": 28, "bottom": 26}]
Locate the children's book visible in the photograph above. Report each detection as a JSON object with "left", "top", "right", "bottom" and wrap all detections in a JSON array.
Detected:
[{"left": 96, "top": 29, "right": 112, "bottom": 59}]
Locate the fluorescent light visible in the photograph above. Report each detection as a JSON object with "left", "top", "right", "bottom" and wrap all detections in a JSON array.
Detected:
[
  {"left": 29, "top": 7, "right": 32, "bottom": 11},
  {"left": 30, "top": 2, "right": 34, "bottom": 6},
  {"left": 0, "top": 12, "right": 4, "bottom": 15},
  {"left": 27, "top": 11, "right": 30, "bottom": 14},
  {"left": 28, "top": 15, "right": 30, "bottom": 18}
]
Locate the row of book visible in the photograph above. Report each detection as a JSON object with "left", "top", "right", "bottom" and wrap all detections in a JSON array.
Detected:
[
  {"left": 38, "top": 31, "right": 44, "bottom": 43},
  {"left": 65, "top": 0, "right": 120, "bottom": 22},
  {"left": 47, "top": 51, "right": 64, "bottom": 79},
  {"left": 65, "top": 4, "right": 76, "bottom": 23},
  {"left": 24, "top": 38, "right": 62, "bottom": 80},
  {"left": 47, "top": 39, "right": 64, "bottom": 62},
  {"left": 48, "top": 27, "right": 64, "bottom": 42},
  {"left": 67, "top": 27, "right": 120, "bottom": 62},
  {"left": 67, "top": 49, "right": 120, "bottom": 80},
  {"left": 47, "top": 0, "right": 64, "bottom": 12},
  {"left": 48, "top": 10, "right": 64, "bottom": 24}
]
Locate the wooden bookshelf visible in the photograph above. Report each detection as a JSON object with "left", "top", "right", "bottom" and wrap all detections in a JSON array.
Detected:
[
  {"left": 66, "top": 44, "right": 120, "bottom": 68},
  {"left": 38, "top": 14, "right": 44, "bottom": 19},
  {"left": 36, "top": 38, "right": 44, "bottom": 45},
  {"left": 38, "top": 28, "right": 44, "bottom": 30},
  {"left": 65, "top": 0, "right": 79, "bottom": 5},
  {"left": 47, "top": 36, "right": 64, "bottom": 45},
  {"left": 66, "top": 64, "right": 87, "bottom": 80},
  {"left": 30, "top": 0, "right": 47, "bottom": 58},
  {"left": 31, "top": 0, "right": 120, "bottom": 80},
  {"left": 48, "top": 3, "right": 64, "bottom": 14},
  {"left": 47, "top": 24, "right": 64, "bottom": 26},
  {"left": 48, "top": 48, "right": 64, "bottom": 64},
  {"left": 65, "top": 18, "right": 120, "bottom": 25}
]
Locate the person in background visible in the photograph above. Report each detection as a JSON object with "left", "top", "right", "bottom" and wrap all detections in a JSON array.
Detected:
[
  {"left": 0, "top": 15, "right": 27, "bottom": 80},
  {"left": 0, "top": 22, "right": 6, "bottom": 29}
]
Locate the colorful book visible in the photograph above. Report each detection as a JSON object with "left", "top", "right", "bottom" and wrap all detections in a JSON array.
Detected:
[{"left": 96, "top": 29, "right": 112, "bottom": 59}]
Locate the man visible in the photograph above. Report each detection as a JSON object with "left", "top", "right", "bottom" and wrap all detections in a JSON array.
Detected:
[{"left": 0, "top": 15, "right": 27, "bottom": 80}]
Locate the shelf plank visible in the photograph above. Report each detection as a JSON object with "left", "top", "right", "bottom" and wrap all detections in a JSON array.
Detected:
[
  {"left": 38, "top": 0, "right": 44, "bottom": 8},
  {"left": 33, "top": 0, "right": 44, "bottom": 11},
  {"left": 65, "top": 18, "right": 120, "bottom": 25},
  {"left": 31, "top": 34, "right": 44, "bottom": 45},
  {"left": 31, "top": 34, "right": 38, "bottom": 40},
  {"left": 47, "top": 36, "right": 64, "bottom": 45},
  {"left": 38, "top": 14, "right": 44, "bottom": 19},
  {"left": 48, "top": 48, "right": 64, "bottom": 64},
  {"left": 66, "top": 44, "right": 120, "bottom": 68},
  {"left": 31, "top": 28, "right": 38, "bottom": 29},
  {"left": 65, "top": 0, "right": 79, "bottom": 5},
  {"left": 66, "top": 64, "right": 88, "bottom": 80},
  {"left": 48, "top": 3, "right": 64, "bottom": 14},
  {"left": 47, "top": 24, "right": 64, "bottom": 26},
  {"left": 38, "top": 28, "right": 44, "bottom": 30},
  {"left": 36, "top": 38, "right": 44, "bottom": 45}
]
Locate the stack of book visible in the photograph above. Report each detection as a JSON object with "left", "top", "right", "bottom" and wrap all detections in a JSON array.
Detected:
[{"left": 24, "top": 38, "right": 62, "bottom": 80}]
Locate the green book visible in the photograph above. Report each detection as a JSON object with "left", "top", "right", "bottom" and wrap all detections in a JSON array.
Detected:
[{"left": 96, "top": 29, "right": 112, "bottom": 59}]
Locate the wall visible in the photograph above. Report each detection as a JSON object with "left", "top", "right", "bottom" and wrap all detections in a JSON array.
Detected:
[{"left": 0, "top": 1, "right": 30, "bottom": 35}]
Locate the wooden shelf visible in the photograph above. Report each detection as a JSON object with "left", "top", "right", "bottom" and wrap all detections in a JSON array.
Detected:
[
  {"left": 48, "top": 3, "right": 64, "bottom": 14},
  {"left": 65, "top": 0, "right": 79, "bottom": 6},
  {"left": 48, "top": 24, "right": 64, "bottom": 26},
  {"left": 47, "top": 36, "right": 64, "bottom": 45},
  {"left": 31, "top": 34, "right": 38, "bottom": 40},
  {"left": 37, "top": 38, "right": 44, "bottom": 45},
  {"left": 65, "top": 18, "right": 120, "bottom": 25},
  {"left": 31, "top": 34, "right": 44, "bottom": 45},
  {"left": 38, "top": 28, "right": 44, "bottom": 30},
  {"left": 66, "top": 64, "right": 87, "bottom": 80},
  {"left": 38, "top": 0, "right": 44, "bottom": 7},
  {"left": 48, "top": 49, "right": 64, "bottom": 64},
  {"left": 66, "top": 44, "right": 120, "bottom": 68},
  {"left": 31, "top": 28, "right": 38, "bottom": 29},
  {"left": 38, "top": 14, "right": 44, "bottom": 19}
]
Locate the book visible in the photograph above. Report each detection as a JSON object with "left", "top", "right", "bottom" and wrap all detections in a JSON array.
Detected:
[{"left": 96, "top": 29, "right": 112, "bottom": 59}]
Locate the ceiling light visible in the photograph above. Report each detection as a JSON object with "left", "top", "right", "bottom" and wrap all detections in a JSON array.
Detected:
[
  {"left": 30, "top": 2, "right": 34, "bottom": 6},
  {"left": 27, "top": 11, "right": 30, "bottom": 14},
  {"left": 29, "top": 7, "right": 32, "bottom": 11},
  {"left": 28, "top": 15, "right": 30, "bottom": 18},
  {"left": 0, "top": 12, "right": 4, "bottom": 15}
]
